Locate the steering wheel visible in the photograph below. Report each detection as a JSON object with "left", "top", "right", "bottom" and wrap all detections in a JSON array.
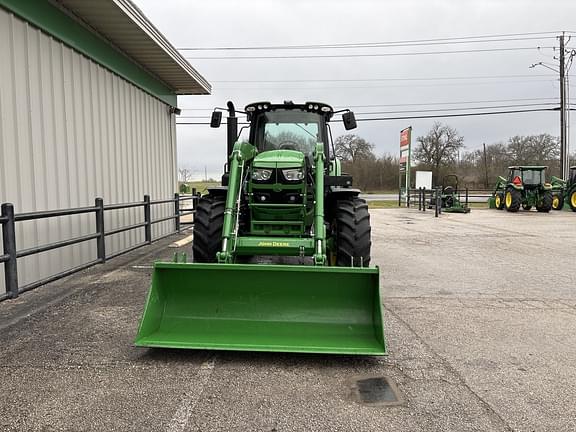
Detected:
[{"left": 278, "top": 141, "right": 299, "bottom": 150}]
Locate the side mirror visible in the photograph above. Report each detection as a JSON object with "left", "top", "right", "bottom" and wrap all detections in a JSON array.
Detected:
[
  {"left": 210, "top": 111, "right": 222, "bottom": 128},
  {"left": 342, "top": 111, "right": 357, "bottom": 130}
]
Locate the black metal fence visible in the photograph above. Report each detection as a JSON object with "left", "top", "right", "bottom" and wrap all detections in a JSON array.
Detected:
[{"left": 0, "top": 192, "right": 198, "bottom": 302}]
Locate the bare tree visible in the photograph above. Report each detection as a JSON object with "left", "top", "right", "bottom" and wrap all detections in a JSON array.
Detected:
[
  {"left": 178, "top": 167, "right": 193, "bottom": 183},
  {"left": 334, "top": 134, "right": 375, "bottom": 163},
  {"left": 507, "top": 134, "right": 559, "bottom": 165},
  {"left": 413, "top": 122, "right": 464, "bottom": 179}
]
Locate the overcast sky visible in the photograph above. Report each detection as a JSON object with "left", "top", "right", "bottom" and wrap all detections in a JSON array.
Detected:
[{"left": 133, "top": 0, "right": 576, "bottom": 180}]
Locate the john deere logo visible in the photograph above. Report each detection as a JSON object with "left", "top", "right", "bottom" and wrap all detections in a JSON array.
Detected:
[{"left": 257, "top": 241, "right": 290, "bottom": 247}]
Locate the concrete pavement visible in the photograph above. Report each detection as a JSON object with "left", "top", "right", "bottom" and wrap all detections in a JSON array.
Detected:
[{"left": 0, "top": 209, "right": 575, "bottom": 431}]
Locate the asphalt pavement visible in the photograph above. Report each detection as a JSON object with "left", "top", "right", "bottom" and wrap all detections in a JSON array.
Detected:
[{"left": 0, "top": 208, "right": 575, "bottom": 431}]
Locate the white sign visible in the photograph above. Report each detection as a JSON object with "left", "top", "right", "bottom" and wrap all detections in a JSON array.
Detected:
[{"left": 415, "top": 171, "right": 433, "bottom": 190}]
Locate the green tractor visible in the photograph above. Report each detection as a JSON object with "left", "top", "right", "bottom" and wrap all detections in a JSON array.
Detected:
[
  {"left": 551, "top": 166, "right": 576, "bottom": 211},
  {"left": 135, "top": 101, "right": 386, "bottom": 355},
  {"left": 429, "top": 174, "right": 470, "bottom": 213},
  {"left": 491, "top": 166, "right": 553, "bottom": 213}
]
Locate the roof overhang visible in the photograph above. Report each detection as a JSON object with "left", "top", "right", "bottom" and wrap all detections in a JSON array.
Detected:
[{"left": 52, "top": 0, "right": 211, "bottom": 95}]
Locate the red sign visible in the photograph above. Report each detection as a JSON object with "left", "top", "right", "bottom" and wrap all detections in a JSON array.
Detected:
[
  {"left": 399, "top": 155, "right": 407, "bottom": 164},
  {"left": 400, "top": 128, "right": 411, "bottom": 148}
]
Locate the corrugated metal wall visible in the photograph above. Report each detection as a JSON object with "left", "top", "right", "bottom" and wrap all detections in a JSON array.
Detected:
[{"left": 0, "top": 9, "right": 178, "bottom": 294}]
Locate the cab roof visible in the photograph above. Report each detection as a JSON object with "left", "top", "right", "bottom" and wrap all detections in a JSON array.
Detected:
[{"left": 508, "top": 166, "right": 548, "bottom": 170}]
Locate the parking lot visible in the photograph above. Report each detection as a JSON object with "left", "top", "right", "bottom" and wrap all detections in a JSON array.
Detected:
[{"left": 0, "top": 208, "right": 575, "bottom": 431}]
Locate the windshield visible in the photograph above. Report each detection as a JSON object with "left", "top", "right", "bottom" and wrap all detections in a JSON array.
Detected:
[
  {"left": 522, "top": 169, "right": 544, "bottom": 185},
  {"left": 255, "top": 111, "right": 322, "bottom": 157}
]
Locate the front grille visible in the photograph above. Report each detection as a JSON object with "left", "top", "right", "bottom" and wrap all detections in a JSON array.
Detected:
[{"left": 252, "top": 191, "right": 303, "bottom": 204}]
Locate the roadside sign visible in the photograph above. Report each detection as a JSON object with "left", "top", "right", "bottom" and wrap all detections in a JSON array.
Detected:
[{"left": 399, "top": 127, "right": 412, "bottom": 205}]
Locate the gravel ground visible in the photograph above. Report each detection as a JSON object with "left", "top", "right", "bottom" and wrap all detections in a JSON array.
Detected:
[{"left": 0, "top": 209, "right": 575, "bottom": 431}]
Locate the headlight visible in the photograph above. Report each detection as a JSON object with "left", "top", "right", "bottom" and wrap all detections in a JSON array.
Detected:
[
  {"left": 282, "top": 168, "right": 304, "bottom": 181},
  {"left": 252, "top": 168, "right": 272, "bottom": 181}
]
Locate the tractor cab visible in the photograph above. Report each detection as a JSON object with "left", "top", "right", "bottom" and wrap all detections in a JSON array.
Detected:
[
  {"left": 569, "top": 166, "right": 576, "bottom": 186},
  {"left": 246, "top": 102, "right": 334, "bottom": 159},
  {"left": 507, "top": 166, "right": 548, "bottom": 189}
]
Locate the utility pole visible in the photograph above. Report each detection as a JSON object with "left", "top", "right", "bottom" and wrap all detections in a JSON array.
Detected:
[
  {"left": 530, "top": 32, "right": 574, "bottom": 179},
  {"left": 560, "top": 33, "right": 568, "bottom": 179},
  {"left": 483, "top": 143, "right": 489, "bottom": 188}
]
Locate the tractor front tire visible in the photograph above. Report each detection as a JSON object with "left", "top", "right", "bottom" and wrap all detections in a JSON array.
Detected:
[
  {"left": 331, "top": 197, "right": 371, "bottom": 267},
  {"left": 552, "top": 193, "right": 564, "bottom": 211},
  {"left": 505, "top": 188, "right": 521, "bottom": 212},
  {"left": 536, "top": 191, "right": 553, "bottom": 213},
  {"left": 495, "top": 192, "right": 505, "bottom": 210},
  {"left": 570, "top": 190, "right": 576, "bottom": 212},
  {"left": 193, "top": 194, "right": 225, "bottom": 263}
]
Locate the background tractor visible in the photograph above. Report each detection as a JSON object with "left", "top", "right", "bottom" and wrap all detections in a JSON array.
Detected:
[
  {"left": 429, "top": 174, "right": 470, "bottom": 213},
  {"left": 491, "top": 166, "right": 553, "bottom": 213},
  {"left": 135, "top": 101, "right": 386, "bottom": 355},
  {"left": 551, "top": 166, "right": 576, "bottom": 211}
]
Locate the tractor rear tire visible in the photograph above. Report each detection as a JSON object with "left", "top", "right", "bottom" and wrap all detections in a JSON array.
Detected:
[
  {"left": 536, "top": 191, "right": 553, "bottom": 213},
  {"left": 495, "top": 192, "right": 505, "bottom": 210},
  {"left": 505, "top": 188, "right": 521, "bottom": 212},
  {"left": 331, "top": 197, "right": 371, "bottom": 267},
  {"left": 552, "top": 193, "right": 564, "bottom": 211},
  {"left": 569, "top": 190, "right": 576, "bottom": 212},
  {"left": 193, "top": 194, "right": 225, "bottom": 263}
]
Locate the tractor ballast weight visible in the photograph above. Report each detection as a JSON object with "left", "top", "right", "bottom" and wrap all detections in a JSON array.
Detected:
[
  {"left": 491, "top": 166, "right": 553, "bottom": 213},
  {"left": 135, "top": 101, "right": 386, "bottom": 355}
]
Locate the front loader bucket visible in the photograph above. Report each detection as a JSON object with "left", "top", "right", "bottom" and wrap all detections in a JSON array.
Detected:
[{"left": 135, "top": 263, "right": 386, "bottom": 355}]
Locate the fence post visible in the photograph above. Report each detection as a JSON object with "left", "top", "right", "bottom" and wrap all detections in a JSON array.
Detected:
[
  {"left": 144, "top": 195, "right": 151, "bottom": 244},
  {"left": 465, "top": 187, "right": 469, "bottom": 207},
  {"left": 422, "top": 189, "right": 426, "bottom": 212},
  {"left": 418, "top": 187, "right": 422, "bottom": 211},
  {"left": 95, "top": 198, "right": 106, "bottom": 263},
  {"left": 174, "top": 193, "right": 181, "bottom": 233},
  {"left": 435, "top": 188, "right": 440, "bottom": 217},
  {"left": 1, "top": 203, "right": 19, "bottom": 298},
  {"left": 406, "top": 188, "right": 410, "bottom": 208}
]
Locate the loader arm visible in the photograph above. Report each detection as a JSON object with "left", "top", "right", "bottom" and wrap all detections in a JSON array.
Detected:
[
  {"left": 217, "top": 141, "right": 256, "bottom": 264},
  {"left": 313, "top": 142, "right": 327, "bottom": 265}
]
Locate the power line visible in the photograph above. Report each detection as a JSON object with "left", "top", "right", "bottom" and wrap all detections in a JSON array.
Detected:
[
  {"left": 178, "top": 31, "right": 561, "bottom": 51},
  {"left": 354, "top": 103, "right": 559, "bottom": 115},
  {"left": 175, "top": 107, "right": 560, "bottom": 125},
  {"left": 178, "top": 97, "right": 559, "bottom": 111},
  {"left": 355, "top": 108, "right": 560, "bottom": 121},
  {"left": 210, "top": 79, "right": 557, "bottom": 91},
  {"left": 177, "top": 103, "right": 558, "bottom": 118},
  {"left": 211, "top": 74, "right": 552, "bottom": 83},
  {"left": 185, "top": 46, "right": 554, "bottom": 60},
  {"left": 338, "top": 97, "right": 559, "bottom": 109}
]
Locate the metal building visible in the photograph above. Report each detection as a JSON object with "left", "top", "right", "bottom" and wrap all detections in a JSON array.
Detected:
[{"left": 0, "top": 0, "right": 210, "bottom": 294}]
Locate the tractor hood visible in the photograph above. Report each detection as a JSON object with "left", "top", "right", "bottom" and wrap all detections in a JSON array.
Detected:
[{"left": 253, "top": 150, "right": 305, "bottom": 169}]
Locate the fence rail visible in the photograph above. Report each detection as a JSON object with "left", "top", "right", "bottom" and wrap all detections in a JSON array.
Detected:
[
  {"left": 399, "top": 187, "right": 491, "bottom": 216},
  {"left": 0, "top": 192, "right": 199, "bottom": 302}
]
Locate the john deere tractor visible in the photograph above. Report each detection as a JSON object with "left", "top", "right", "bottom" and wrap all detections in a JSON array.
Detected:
[
  {"left": 492, "top": 166, "right": 553, "bottom": 212},
  {"left": 551, "top": 166, "right": 576, "bottom": 211},
  {"left": 135, "top": 101, "right": 386, "bottom": 355}
]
